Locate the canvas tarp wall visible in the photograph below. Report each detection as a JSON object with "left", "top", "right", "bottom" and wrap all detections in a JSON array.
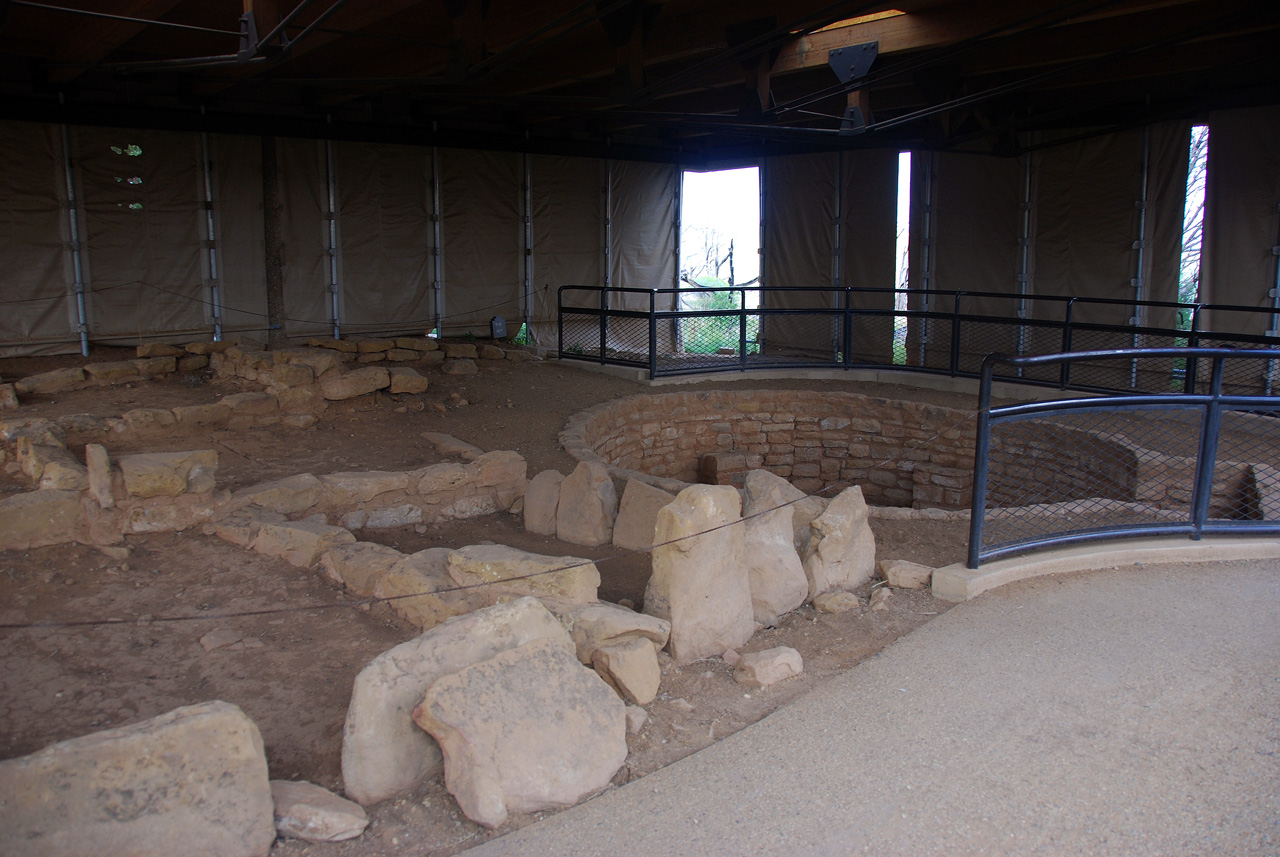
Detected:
[
  {"left": 529, "top": 155, "right": 604, "bottom": 346},
  {"left": 906, "top": 122, "right": 1190, "bottom": 377},
  {"left": 209, "top": 133, "right": 269, "bottom": 338},
  {"left": 1201, "top": 106, "right": 1280, "bottom": 336},
  {"left": 761, "top": 150, "right": 897, "bottom": 363},
  {"left": 0, "top": 121, "right": 74, "bottom": 357}
]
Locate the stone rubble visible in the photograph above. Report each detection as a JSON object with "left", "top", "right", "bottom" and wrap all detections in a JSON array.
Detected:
[
  {"left": 880, "top": 558, "right": 934, "bottom": 589},
  {"left": 733, "top": 646, "right": 804, "bottom": 687},
  {"left": 270, "top": 780, "right": 369, "bottom": 843}
]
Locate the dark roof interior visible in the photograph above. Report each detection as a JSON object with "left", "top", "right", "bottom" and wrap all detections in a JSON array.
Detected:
[{"left": 3, "top": 0, "right": 1278, "bottom": 164}]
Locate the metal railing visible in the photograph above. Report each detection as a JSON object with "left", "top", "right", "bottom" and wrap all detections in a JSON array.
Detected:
[
  {"left": 558, "top": 285, "right": 1280, "bottom": 395},
  {"left": 967, "top": 349, "right": 1280, "bottom": 567}
]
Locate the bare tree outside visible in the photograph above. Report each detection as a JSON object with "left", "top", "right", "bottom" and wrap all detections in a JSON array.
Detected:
[{"left": 1179, "top": 125, "right": 1210, "bottom": 323}]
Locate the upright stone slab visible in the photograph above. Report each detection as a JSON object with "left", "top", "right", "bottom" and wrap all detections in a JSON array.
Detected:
[
  {"left": 802, "top": 485, "right": 876, "bottom": 598},
  {"left": 412, "top": 637, "right": 626, "bottom": 828},
  {"left": 251, "top": 520, "right": 355, "bottom": 568},
  {"left": 341, "top": 598, "right": 574, "bottom": 805},
  {"left": 14, "top": 367, "right": 85, "bottom": 396},
  {"left": 612, "top": 479, "right": 675, "bottom": 551},
  {"left": 85, "top": 443, "right": 114, "bottom": 508},
  {"left": 0, "top": 700, "right": 274, "bottom": 857},
  {"left": 643, "top": 485, "right": 754, "bottom": 664},
  {"left": 523, "top": 469, "right": 564, "bottom": 535},
  {"left": 741, "top": 470, "right": 809, "bottom": 625},
  {"left": 556, "top": 461, "right": 618, "bottom": 547}
]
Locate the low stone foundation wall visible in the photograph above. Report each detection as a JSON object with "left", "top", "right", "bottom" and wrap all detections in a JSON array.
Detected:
[{"left": 562, "top": 390, "right": 978, "bottom": 508}]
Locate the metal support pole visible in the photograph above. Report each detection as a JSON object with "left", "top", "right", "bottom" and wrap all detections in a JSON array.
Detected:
[
  {"left": 523, "top": 153, "right": 533, "bottom": 337},
  {"left": 918, "top": 151, "right": 936, "bottom": 366},
  {"left": 966, "top": 357, "right": 997, "bottom": 569},
  {"left": 199, "top": 132, "right": 223, "bottom": 341},
  {"left": 1266, "top": 201, "right": 1280, "bottom": 395},
  {"left": 1016, "top": 152, "right": 1033, "bottom": 365},
  {"left": 324, "top": 138, "right": 341, "bottom": 339},
  {"left": 673, "top": 167, "right": 682, "bottom": 290},
  {"left": 1189, "top": 356, "right": 1226, "bottom": 538},
  {"left": 1060, "top": 298, "right": 1076, "bottom": 389},
  {"left": 603, "top": 159, "right": 612, "bottom": 291},
  {"left": 833, "top": 153, "right": 843, "bottom": 361},
  {"left": 1130, "top": 125, "right": 1152, "bottom": 388},
  {"left": 60, "top": 124, "right": 89, "bottom": 356},
  {"left": 950, "top": 293, "right": 963, "bottom": 376},
  {"left": 431, "top": 146, "right": 444, "bottom": 334}
]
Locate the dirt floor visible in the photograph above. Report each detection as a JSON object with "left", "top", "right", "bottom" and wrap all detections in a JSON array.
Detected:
[{"left": 0, "top": 345, "right": 976, "bottom": 855}]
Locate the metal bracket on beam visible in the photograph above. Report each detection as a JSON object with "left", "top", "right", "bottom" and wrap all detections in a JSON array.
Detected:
[
  {"left": 829, "top": 42, "right": 877, "bottom": 135},
  {"left": 828, "top": 42, "right": 878, "bottom": 83}
]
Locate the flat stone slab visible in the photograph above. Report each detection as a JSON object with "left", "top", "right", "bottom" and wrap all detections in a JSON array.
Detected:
[{"left": 0, "top": 700, "right": 274, "bottom": 857}]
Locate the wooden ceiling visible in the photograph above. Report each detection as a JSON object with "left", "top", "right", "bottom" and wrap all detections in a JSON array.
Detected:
[{"left": 2, "top": 0, "right": 1278, "bottom": 163}]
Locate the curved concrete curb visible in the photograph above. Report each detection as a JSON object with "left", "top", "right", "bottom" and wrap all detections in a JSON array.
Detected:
[{"left": 932, "top": 534, "right": 1280, "bottom": 601}]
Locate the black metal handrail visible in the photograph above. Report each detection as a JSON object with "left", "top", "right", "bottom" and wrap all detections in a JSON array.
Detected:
[
  {"left": 967, "top": 348, "right": 1280, "bottom": 568},
  {"left": 557, "top": 285, "right": 1280, "bottom": 394}
]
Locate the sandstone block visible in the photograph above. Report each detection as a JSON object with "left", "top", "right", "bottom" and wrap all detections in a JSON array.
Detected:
[
  {"left": 320, "top": 367, "right": 390, "bottom": 400},
  {"left": 388, "top": 367, "right": 429, "bottom": 394},
  {"left": 355, "top": 353, "right": 385, "bottom": 364},
  {"left": 0, "top": 383, "right": 17, "bottom": 410},
  {"left": 320, "top": 541, "right": 404, "bottom": 596},
  {"left": 119, "top": 450, "right": 218, "bottom": 498},
  {"left": 421, "top": 431, "right": 483, "bottom": 460},
  {"left": 132, "top": 356, "right": 176, "bottom": 377},
  {"left": 420, "top": 351, "right": 446, "bottom": 367},
  {"left": 612, "top": 478, "right": 675, "bottom": 551},
  {"left": 54, "top": 412, "right": 108, "bottom": 442},
  {"left": 547, "top": 600, "right": 671, "bottom": 664},
  {"left": 742, "top": 470, "right": 809, "bottom": 625},
  {"left": 357, "top": 338, "right": 395, "bottom": 353},
  {"left": 374, "top": 548, "right": 488, "bottom": 629},
  {"left": 235, "top": 473, "right": 321, "bottom": 514},
  {"left": 385, "top": 348, "right": 418, "bottom": 362},
  {"left": 0, "top": 417, "right": 65, "bottom": 448},
  {"left": 447, "top": 544, "right": 600, "bottom": 605},
  {"left": 813, "top": 591, "right": 862, "bottom": 613},
  {"left": 120, "top": 407, "right": 176, "bottom": 434},
  {"left": 271, "top": 363, "right": 315, "bottom": 387},
  {"left": 183, "top": 341, "right": 229, "bottom": 355},
  {"left": 557, "top": 461, "right": 618, "bottom": 547},
  {"left": 523, "top": 469, "right": 564, "bottom": 536},
  {"left": 319, "top": 470, "right": 410, "bottom": 505},
  {"left": 802, "top": 485, "right": 876, "bottom": 598},
  {"left": 86, "top": 444, "right": 114, "bottom": 508},
  {"left": 211, "top": 508, "right": 287, "bottom": 547},
  {"left": 644, "top": 485, "right": 754, "bottom": 664},
  {"left": 362, "top": 504, "right": 423, "bottom": 529},
  {"left": 220, "top": 392, "right": 278, "bottom": 415},
  {"left": 172, "top": 403, "right": 231, "bottom": 429},
  {"left": 592, "top": 637, "right": 662, "bottom": 705},
  {"left": 309, "top": 337, "right": 358, "bottom": 353},
  {"left": 136, "top": 342, "right": 185, "bottom": 358},
  {"left": 478, "top": 344, "right": 505, "bottom": 360},
  {"left": 121, "top": 490, "right": 229, "bottom": 535},
  {"left": 504, "top": 349, "right": 534, "bottom": 362},
  {"left": 0, "top": 700, "right": 274, "bottom": 857},
  {"left": 625, "top": 705, "right": 648, "bottom": 734},
  {"left": 276, "top": 348, "right": 343, "bottom": 378},
  {"left": 733, "top": 646, "right": 803, "bottom": 687},
  {"left": 880, "top": 558, "right": 934, "bottom": 589},
  {"left": 39, "top": 453, "right": 88, "bottom": 491},
  {"left": 396, "top": 336, "right": 438, "bottom": 352},
  {"left": 251, "top": 520, "right": 355, "bottom": 567},
  {"left": 342, "top": 597, "right": 573, "bottom": 804},
  {"left": 270, "top": 780, "right": 368, "bottom": 843},
  {"left": 415, "top": 461, "right": 469, "bottom": 495},
  {"left": 14, "top": 367, "right": 85, "bottom": 396},
  {"left": 18, "top": 441, "right": 74, "bottom": 481},
  {"left": 85, "top": 361, "right": 141, "bottom": 384},
  {"left": 442, "top": 343, "right": 478, "bottom": 359},
  {"left": 178, "top": 354, "right": 208, "bottom": 372},
  {"left": 441, "top": 358, "right": 478, "bottom": 375},
  {"left": 699, "top": 451, "right": 747, "bottom": 486},
  {"left": 412, "top": 637, "right": 626, "bottom": 828},
  {"left": 274, "top": 386, "right": 327, "bottom": 415},
  {"left": 0, "top": 489, "right": 83, "bottom": 550}
]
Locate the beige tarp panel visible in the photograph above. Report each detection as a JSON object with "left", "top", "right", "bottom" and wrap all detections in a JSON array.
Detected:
[
  {"left": 608, "top": 160, "right": 678, "bottom": 353},
  {"left": 75, "top": 126, "right": 206, "bottom": 343},
  {"left": 276, "top": 137, "right": 332, "bottom": 337},
  {"left": 440, "top": 148, "right": 522, "bottom": 336},
  {"left": 0, "top": 121, "right": 75, "bottom": 356},
  {"left": 1201, "top": 106, "right": 1280, "bottom": 335},
  {"left": 529, "top": 155, "right": 604, "bottom": 347},
  {"left": 1142, "top": 120, "right": 1192, "bottom": 329},
  {"left": 927, "top": 152, "right": 1024, "bottom": 370},
  {"left": 336, "top": 141, "right": 435, "bottom": 335},
  {"left": 840, "top": 148, "right": 898, "bottom": 363},
  {"left": 209, "top": 133, "right": 268, "bottom": 338},
  {"left": 762, "top": 154, "right": 838, "bottom": 360}
]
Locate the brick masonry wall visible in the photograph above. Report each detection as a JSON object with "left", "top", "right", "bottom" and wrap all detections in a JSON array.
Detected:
[{"left": 563, "top": 390, "right": 978, "bottom": 509}]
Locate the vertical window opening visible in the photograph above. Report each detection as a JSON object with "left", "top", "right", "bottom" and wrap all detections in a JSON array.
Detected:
[
  {"left": 1178, "top": 125, "right": 1209, "bottom": 329},
  {"left": 893, "top": 151, "right": 912, "bottom": 364}
]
